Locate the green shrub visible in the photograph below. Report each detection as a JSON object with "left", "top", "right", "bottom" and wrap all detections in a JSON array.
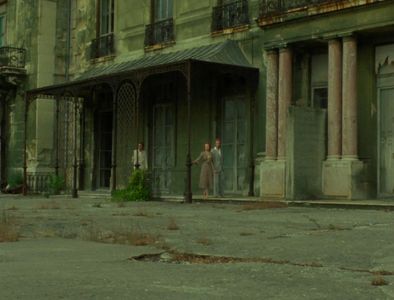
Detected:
[
  {"left": 112, "top": 169, "right": 151, "bottom": 202},
  {"left": 7, "top": 170, "right": 23, "bottom": 189},
  {"left": 48, "top": 175, "right": 64, "bottom": 195}
]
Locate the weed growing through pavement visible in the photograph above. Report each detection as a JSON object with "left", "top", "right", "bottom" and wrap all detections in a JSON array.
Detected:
[
  {"left": 37, "top": 201, "right": 61, "bottom": 210},
  {"left": 167, "top": 218, "right": 179, "bottom": 230},
  {"left": 0, "top": 209, "right": 19, "bottom": 242},
  {"left": 239, "top": 201, "right": 288, "bottom": 211},
  {"left": 196, "top": 237, "right": 212, "bottom": 246},
  {"left": 239, "top": 232, "right": 254, "bottom": 236},
  {"left": 133, "top": 209, "right": 152, "bottom": 217},
  {"left": 371, "top": 276, "right": 388, "bottom": 286},
  {"left": 83, "top": 222, "right": 160, "bottom": 246},
  {"left": 6, "top": 205, "right": 18, "bottom": 211}
]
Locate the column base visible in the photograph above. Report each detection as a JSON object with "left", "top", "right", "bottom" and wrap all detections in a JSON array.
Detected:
[
  {"left": 322, "top": 159, "right": 369, "bottom": 199},
  {"left": 260, "top": 159, "right": 286, "bottom": 199}
]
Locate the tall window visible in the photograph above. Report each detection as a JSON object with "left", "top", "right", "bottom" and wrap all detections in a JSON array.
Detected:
[
  {"left": 0, "top": 15, "right": 5, "bottom": 46},
  {"left": 153, "top": 0, "right": 173, "bottom": 21},
  {"left": 91, "top": 0, "right": 115, "bottom": 59},
  {"left": 99, "top": 0, "right": 114, "bottom": 36}
]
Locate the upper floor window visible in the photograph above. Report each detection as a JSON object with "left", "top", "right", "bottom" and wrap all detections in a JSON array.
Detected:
[
  {"left": 153, "top": 0, "right": 173, "bottom": 22},
  {"left": 91, "top": 0, "right": 115, "bottom": 59},
  {"left": 145, "top": 0, "right": 175, "bottom": 48},
  {"left": 99, "top": 0, "right": 114, "bottom": 36},
  {"left": 212, "top": 0, "right": 249, "bottom": 33}
]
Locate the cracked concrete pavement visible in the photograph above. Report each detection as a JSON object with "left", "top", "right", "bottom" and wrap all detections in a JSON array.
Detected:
[{"left": 1, "top": 195, "right": 394, "bottom": 299}]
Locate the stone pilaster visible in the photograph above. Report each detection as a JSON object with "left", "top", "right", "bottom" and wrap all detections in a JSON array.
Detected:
[
  {"left": 342, "top": 36, "right": 358, "bottom": 159},
  {"left": 327, "top": 39, "right": 342, "bottom": 159},
  {"left": 265, "top": 50, "right": 278, "bottom": 160},
  {"left": 277, "top": 47, "right": 292, "bottom": 159}
]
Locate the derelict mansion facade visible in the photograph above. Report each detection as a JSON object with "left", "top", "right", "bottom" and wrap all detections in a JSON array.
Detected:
[{"left": 1, "top": 0, "right": 394, "bottom": 200}]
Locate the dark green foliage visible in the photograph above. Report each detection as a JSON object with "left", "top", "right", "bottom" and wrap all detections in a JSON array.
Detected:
[
  {"left": 48, "top": 175, "right": 64, "bottom": 195},
  {"left": 112, "top": 169, "right": 151, "bottom": 202}
]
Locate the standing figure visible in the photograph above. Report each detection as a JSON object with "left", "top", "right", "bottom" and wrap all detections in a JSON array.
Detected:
[
  {"left": 211, "top": 138, "right": 224, "bottom": 197},
  {"left": 193, "top": 143, "right": 214, "bottom": 199},
  {"left": 133, "top": 142, "right": 148, "bottom": 170}
]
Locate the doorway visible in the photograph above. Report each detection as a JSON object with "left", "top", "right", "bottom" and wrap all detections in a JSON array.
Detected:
[
  {"left": 152, "top": 103, "right": 174, "bottom": 194},
  {"left": 222, "top": 96, "right": 247, "bottom": 194},
  {"left": 378, "top": 86, "right": 394, "bottom": 196}
]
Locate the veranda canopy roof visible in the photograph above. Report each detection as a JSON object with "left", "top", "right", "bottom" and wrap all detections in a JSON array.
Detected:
[{"left": 27, "top": 39, "right": 258, "bottom": 96}]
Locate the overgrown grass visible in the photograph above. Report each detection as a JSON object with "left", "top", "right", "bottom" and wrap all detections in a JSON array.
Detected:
[{"left": 112, "top": 170, "right": 151, "bottom": 202}]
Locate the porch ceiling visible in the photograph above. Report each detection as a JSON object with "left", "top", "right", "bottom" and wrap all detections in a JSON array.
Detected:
[{"left": 27, "top": 39, "right": 259, "bottom": 96}]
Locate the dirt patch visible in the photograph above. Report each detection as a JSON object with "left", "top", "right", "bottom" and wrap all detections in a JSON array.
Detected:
[
  {"left": 130, "top": 250, "right": 323, "bottom": 267},
  {"left": 0, "top": 210, "right": 19, "bottom": 242}
]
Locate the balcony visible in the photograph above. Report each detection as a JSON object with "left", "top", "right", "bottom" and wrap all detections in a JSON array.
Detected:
[
  {"left": 0, "top": 46, "right": 26, "bottom": 74},
  {"left": 258, "top": 0, "right": 384, "bottom": 26},
  {"left": 144, "top": 18, "right": 175, "bottom": 49},
  {"left": 212, "top": 0, "right": 249, "bottom": 33},
  {"left": 90, "top": 33, "right": 115, "bottom": 60}
]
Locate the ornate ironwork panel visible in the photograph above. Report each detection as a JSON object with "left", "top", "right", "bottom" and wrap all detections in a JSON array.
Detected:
[
  {"left": 90, "top": 33, "right": 115, "bottom": 59},
  {"left": 57, "top": 98, "right": 80, "bottom": 191},
  {"left": 259, "top": 0, "right": 342, "bottom": 17},
  {"left": 116, "top": 82, "right": 137, "bottom": 187},
  {"left": 0, "top": 46, "right": 26, "bottom": 69},
  {"left": 144, "top": 18, "right": 175, "bottom": 47},
  {"left": 212, "top": 0, "right": 249, "bottom": 32}
]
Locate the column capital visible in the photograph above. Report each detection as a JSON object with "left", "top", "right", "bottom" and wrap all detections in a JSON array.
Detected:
[
  {"left": 265, "top": 48, "right": 278, "bottom": 55},
  {"left": 279, "top": 46, "right": 292, "bottom": 53},
  {"left": 328, "top": 38, "right": 341, "bottom": 46},
  {"left": 342, "top": 35, "right": 357, "bottom": 43}
]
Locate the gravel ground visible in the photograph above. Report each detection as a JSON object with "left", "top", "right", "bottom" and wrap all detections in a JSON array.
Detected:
[{"left": 1, "top": 195, "right": 394, "bottom": 299}]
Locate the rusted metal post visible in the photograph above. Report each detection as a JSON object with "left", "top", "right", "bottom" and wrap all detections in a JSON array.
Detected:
[
  {"left": 55, "top": 95, "right": 60, "bottom": 176},
  {"left": 134, "top": 82, "right": 141, "bottom": 170},
  {"left": 248, "top": 87, "right": 255, "bottom": 197},
  {"left": 185, "top": 61, "right": 193, "bottom": 203},
  {"left": 71, "top": 96, "right": 78, "bottom": 198},
  {"left": 23, "top": 93, "right": 29, "bottom": 196},
  {"left": 111, "top": 83, "right": 118, "bottom": 191}
]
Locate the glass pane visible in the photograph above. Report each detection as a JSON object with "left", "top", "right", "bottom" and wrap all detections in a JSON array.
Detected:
[
  {"left": 237, "top": 120, "right": 246, "bottom": 144},
  {"left": 100, "top": 0, "right": 110, "bottom": 34},
  {"left": 223, "top": 122, "right": 234, "bottom": 144},
  {"left": 222, "top": 145, "right": 234, "bottom": 167},
  {"left": 224, "top": 101, "right": 235, "bottom": 120}
]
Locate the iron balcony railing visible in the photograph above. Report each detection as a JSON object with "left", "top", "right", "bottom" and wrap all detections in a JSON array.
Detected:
[
  {"left": 145, "top": 18, "right": 175, "bottom": 47},
  {"left": 90, "top": 33, "right": 115, "bottom": 59},
  {"left": 212, "top": 0, "right": 249, "bottom": 32},
  {"left": 0, "top": 46, "right": 26, "bottom": 69},
  {"left": 259, "top": 0, "right": 342, "bottom": 17}
]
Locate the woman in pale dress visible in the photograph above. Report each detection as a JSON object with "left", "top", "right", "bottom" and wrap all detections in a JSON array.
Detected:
[{"left": 193, "top": 143, "right": 214, "bottom": 199}]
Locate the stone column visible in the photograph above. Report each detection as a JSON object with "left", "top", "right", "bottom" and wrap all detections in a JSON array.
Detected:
[
  {"left": 265, "top": 50, "right": 279, "bottom": 160},
  {"left": 327, "top": 39, "right": 342, "bottom": 159},
  {"left": 342, "top": 36, "right": 358, "bottom": 159},
  {"left": 277, "top": 47, "right": 292, "bottom": 159}
]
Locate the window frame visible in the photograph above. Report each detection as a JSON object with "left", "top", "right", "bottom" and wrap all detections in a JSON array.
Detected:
[{"left": 97, "top": 0, "right": 114, "bottom": 38}]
